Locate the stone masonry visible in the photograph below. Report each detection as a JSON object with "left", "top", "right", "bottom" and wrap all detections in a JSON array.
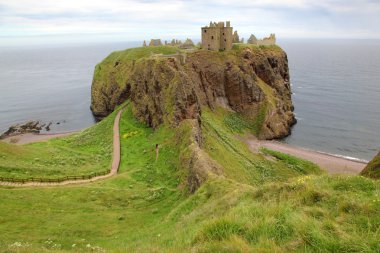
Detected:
[
  {"left": 201, "top": 21, "right": 233, "bottom": 51},
  {"left": 247, "top": 34, "right": 276, "bottom": 46}
]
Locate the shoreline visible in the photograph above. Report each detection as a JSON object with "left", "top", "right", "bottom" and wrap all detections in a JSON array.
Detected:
[
  {"left": 1, "top": 131, "right": 79, "bottom": 145},
  {"left": 246, "top": 137, "right": 367, "bottom": 175},
  {"left": 295, "top": 146, "right": 368, "bottom": 164}
]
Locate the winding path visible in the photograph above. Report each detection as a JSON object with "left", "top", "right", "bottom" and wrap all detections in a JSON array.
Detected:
[{"left": 0, "top": 109, "right": 123, "bottom": 188}]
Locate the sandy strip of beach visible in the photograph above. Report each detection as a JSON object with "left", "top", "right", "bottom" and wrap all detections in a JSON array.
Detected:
[
  {"left": 246, "top": 138, "right": 367, "bottom": 175},
  {"left": 1, "top": 132, "right": 77, "bottom": 145}
]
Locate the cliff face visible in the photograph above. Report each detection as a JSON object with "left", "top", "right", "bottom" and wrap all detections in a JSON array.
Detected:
[{"left": 91, "top": 45, "right": 295, "bottom": 140}]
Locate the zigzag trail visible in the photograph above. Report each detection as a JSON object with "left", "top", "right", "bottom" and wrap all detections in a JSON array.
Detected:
[{"left": 0, "top": 109, "right": 123, "bottom": 188}]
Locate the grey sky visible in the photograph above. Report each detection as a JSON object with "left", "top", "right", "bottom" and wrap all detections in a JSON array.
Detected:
[{"left": 1, "top": 0, "right": 379, "bottom": 45}]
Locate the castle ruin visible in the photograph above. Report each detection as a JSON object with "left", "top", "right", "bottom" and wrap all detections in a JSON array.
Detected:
[
  {"left": 143, "top": 22, "right": 276, "bottom": 52},
  {"left": 247, "top": 34, "right": 276, "bottom": 46},
  {"left": 201, "top": 21, "right": 233, "bottom": 51}
]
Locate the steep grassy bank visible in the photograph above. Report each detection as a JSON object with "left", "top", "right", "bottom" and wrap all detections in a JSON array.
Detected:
[
  {"left": 361, "top": 152, "right": 380, "bottom": 179},
  {"left": 201, "top": 107, "right": 321, "bottom": 185}
]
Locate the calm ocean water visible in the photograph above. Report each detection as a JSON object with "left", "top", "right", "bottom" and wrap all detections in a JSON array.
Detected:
[
  {"left": 0, "top": 40, "right": 379, "bottom": 160},
  {"left": 281, "top": 40, "right": 380, "bottom": 161},
  {"left": 0, "top": 41, "right": 139, "bottom": 133}
]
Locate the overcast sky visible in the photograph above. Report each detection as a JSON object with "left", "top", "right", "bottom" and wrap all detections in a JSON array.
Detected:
[{"left": 1, "top": 0, "right": 380, "bottom": 45}]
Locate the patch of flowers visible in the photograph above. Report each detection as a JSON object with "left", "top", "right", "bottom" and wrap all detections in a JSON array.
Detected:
[
  {"left": 43, "top": 239, "right": 61, "bottom": 250},
  {"left": 296, "top": 175, "right": 312, "bottom": 184},
  {"left": 8, "top": 241, "right": 32, "bottom": 250},
  {"left": 122, "top": 130, "right": 140, "bottom": 139}
]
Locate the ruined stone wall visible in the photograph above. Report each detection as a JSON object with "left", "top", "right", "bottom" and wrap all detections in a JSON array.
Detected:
[
  {"left": 248, "top": 34, "right": 276, "bottom": 46},
  {"left": 201, "top": 27, "right": 221, "bottom": 51},
  {"left": 201, "top": 22, "right": 233, "bottom": 51},
  {"left": 257, "top": 34, "right": 276, "bottom": 46},
  {"left": 220, "top": 27, "right": 233, "bottom": 51},
  {"left": 149, "top": 39, "right": 163, "bottom": 46},
  {"left": 232, "top": 31, "right": 240, "bottom": 43}
]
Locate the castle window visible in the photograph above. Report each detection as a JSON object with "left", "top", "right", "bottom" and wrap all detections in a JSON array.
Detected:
[
  {"left": 224, "top": 39, "right": 226, "bottom": 42},
  {"left": 223, "top": 33, "right": 225, "bottom": 35},
  {"left": 204, "top": 29, "right": 207, "bottom": 33},
  {"left": 211, "top": 36, "right": 214, "bottom": 40}
]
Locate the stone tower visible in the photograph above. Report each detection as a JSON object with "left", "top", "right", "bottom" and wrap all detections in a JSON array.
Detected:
[{"left": 201, "top": 21, "right": 233, "bottom": 51}]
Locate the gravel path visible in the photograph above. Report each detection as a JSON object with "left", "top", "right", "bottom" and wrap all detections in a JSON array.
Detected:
[
  {"left": 246, "top": 138, "right": 367, "bottom": 175},
  {"left": 0, "top": 110, "right": 123, "bottom": 187}
]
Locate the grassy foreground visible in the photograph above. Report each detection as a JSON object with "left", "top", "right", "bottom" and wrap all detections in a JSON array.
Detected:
[{"left": 0, "top": 104, "right": 380, "bottom": 252}]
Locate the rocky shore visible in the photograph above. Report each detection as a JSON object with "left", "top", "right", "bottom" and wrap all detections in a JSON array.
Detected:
[{"left": 0, "top": 120, "right": 65, "bottom": 139}]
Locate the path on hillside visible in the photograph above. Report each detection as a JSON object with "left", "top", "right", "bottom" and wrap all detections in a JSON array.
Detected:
[
  {"left": 0, "top": 110, "right": 123, "bottom": 188},
  {"left": 246, "top": 138, "right": 367, "bottom": 175}
]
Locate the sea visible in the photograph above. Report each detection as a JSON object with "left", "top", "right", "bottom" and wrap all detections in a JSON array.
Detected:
[{"left": 0, "top": 39, "right": 379, "bottom": 161}]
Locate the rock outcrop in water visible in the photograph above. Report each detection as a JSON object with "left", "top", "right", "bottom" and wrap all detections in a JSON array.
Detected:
[
  {"left": 361, "top": 152, "right": 380, "bottom": 179},
  {"left": 91, "top": 45, "right": 296, "bottom": 191},
  {"left": 0, "top": 121, "right": 43, "bottom": 139},
  {"left": 91, "top": 45, "right": 295, "bottom": 140}
]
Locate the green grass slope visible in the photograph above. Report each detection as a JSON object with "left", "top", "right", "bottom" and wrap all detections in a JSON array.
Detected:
[
  {"left": 93, "top": 46, "right": 180, "bottom": 89},
  {"left": 0, "top": 104, "right": 379, "bottom": 252},
  {"left": 0, "top": 107, "right": 120, "bottom": 179},
  {"left": 361, "top": 152, "right": 380, "bottom": 179},
  {"left": 201, "top": 107, "right": 321, "bottom": 185}
]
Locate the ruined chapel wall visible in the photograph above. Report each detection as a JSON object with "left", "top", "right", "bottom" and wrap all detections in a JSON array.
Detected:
[
  {"left": 256, "top": 37, "right": 276, "bottom": 46},
  {"left": 248, "top": 34, "right": 276, "bottom": 46}
]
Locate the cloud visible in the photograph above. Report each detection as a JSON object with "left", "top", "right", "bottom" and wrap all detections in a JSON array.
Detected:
[{"left": 0, "top": 0, "right": 379, "bottom": 43}]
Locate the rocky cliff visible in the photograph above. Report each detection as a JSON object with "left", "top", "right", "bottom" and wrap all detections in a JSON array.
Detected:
[{"left": 91, "top": 45, "right": 295, "bottom": 140}]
